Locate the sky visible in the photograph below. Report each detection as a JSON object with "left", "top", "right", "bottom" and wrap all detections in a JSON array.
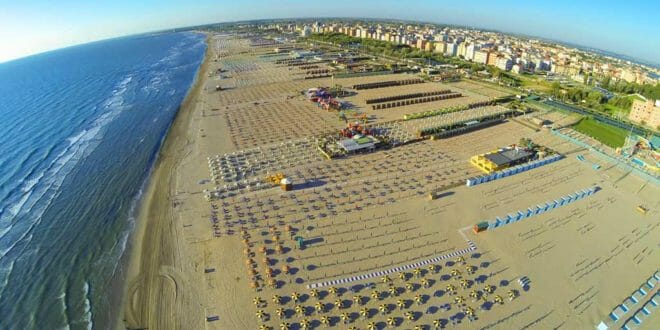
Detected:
[{"left": 1, "top": 0, "right": 659, "bottom": 65}]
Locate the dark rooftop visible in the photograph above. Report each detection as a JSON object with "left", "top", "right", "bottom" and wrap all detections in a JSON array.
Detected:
[{"left": 484, "top": 149, "right": 532, "bottom": 166}]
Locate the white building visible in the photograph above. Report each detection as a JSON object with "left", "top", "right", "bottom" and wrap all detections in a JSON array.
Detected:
[
  {"left": 445, "top": 42, "right": 457, "bottom": 57},
  {"left": 301, "top": 25, "right": 312, "bottom": 37},
  {"left": 496, "top": 57, "right": 513, "bottom": 71}
]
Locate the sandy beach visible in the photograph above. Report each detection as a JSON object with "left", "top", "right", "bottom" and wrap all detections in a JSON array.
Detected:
[{"left": 121, "top": 33, "right": 659, "bottom": 330}]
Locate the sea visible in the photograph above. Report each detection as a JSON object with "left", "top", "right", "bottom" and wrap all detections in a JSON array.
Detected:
[{"left": 0, "top": 31, "right": 206, "bottom": 329}]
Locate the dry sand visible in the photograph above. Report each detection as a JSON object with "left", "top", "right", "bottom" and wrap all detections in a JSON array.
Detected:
[{"left": 121, "top": 34, "right": 659, "bottom": 330}]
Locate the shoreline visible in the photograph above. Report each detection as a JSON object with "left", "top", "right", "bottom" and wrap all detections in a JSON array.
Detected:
[{"left": 118, "top": 32, "right": 211, "bottom": 330}]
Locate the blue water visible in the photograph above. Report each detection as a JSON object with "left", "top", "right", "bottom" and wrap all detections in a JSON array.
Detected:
[{"left": 0, "top": 31, "right": 206, "bottom": 329}]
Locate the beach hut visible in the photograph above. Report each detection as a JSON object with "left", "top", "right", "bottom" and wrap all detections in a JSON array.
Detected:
[{"left": 281, "top": 178, "right": 293, "bottom": 191}]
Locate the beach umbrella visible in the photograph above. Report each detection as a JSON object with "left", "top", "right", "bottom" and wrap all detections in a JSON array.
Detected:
[
  {"left": 276, "top": 308, "right": 284, "bottom": 319},
  {"left": 494, "top": 294, "right": 504, "bottom": 304},
  {"left": 272, "top": 295, "right": 281, "bottom": 305},
  {"left": 334, "top": 299, "right": 343, "bottom": 309},
  {"left": 396, "top": 299, "right": 405, "bottom": 310},
  {"left": 340, "top": 312, "right": 350, "bottom": 324},
  {"left": 432, "top": 319, "right": 441, "bottom": 328},
  {"left": 388, "top": 286, "right": 398, "bottom": 297},
  {"left": 464, "top": 306, "right": 475, "bottom": 317},
  {"left": 413, "top": 294, "right": 422, "bottom": 305},
  {"left": 359, "top": 307, "right": 369, "bottom": 319},
  {"left": 262, "top": 257, "right": 270, "bottom": 265},
  {"left": 455, "top": 256, "right": 465, "bottom": 264},
  {"left": 259, "top": 324, "right": 270, "bottom": 330},
  {"left": 328, "top": 286, "right": 338, "bottom": 296},
  {"left": 469, "top": 290, "right": 479, "bottom": 301},
  {"left": 507, "top": 290, "right": 516, "bottom": 301},
  {"left": 421, "top": 278, "right": 430, "bottom": 288},
  {"left": 256, "top": 309, "right": 265, "bottom": 320},
  {"left": 386, "top": 317, "right": 396, "bottom": 326},
  {"left": 378, "top": 304, "right": 389, "bottom": 315},
  {"left": 454, "top": 296, "right": 465, "bottom": 305},
  {"left": 414, "top": 325, "right": 423, "bottom": 330},
  {"left": 315, "top": 302, "right": 324, "bottom": 313},
  {"left": 398, "top": 272, "right": 408, "bottom": 282},
  {"left": 405, "top": 283, "right": 414, "bottom": 293},
  {"left": 371, "top": 290, "right": 380, "bottom": 300},
  {"left": 320, "top": 315, "right": 330, "bottom": 327},
  {"left": 367, "top": 321, "right": 376, "bottom": 330},
  {"left": 381, "top": 275, "right": 392, "bottom": 284},
  {"left": 450, "top": 269, "right": 461, "bottom": 278},
  {"left": 352, "top": 295, "right": 363, "bottom": 305},
  {"left": 295, "top": 305, "right": 305, "bottom": 316},
  {"left": 291, "top": 292, "right": 300, "bottom": 302},
  {"left": 460, "top": 279, "right": 469, "bottom": 289},
  {"left": 253, "top": 297, "right": 263, "bottom": 306},
  {"left": 412, "top": 268, "right": 422, "bottom": 278},
  {"left": 272, "top": 234, "right": 280, "bottom": 242},
  {"left": 404, "top": 311, "right": 414, "bottom": 321},
  {"left": 279, "top": 322, "right": 290, "bottom": 330},
  {"left": 484, "top": 285, "right": 495, "bottom": 294},
  {"left": 281, "top": 265, "right": 290, "bottom": 274},
  {"left": 275, "top": 245, "right": 283, "bottom": 254},
  {"left": 310, "top": 289, "right": 319, "bottom": 299},
  {"left": 465, "top": 265, "right": 475, "bottom": 274},
  {"left": 267, "top": 278, "right": 276, "bottom": 288},
  {"left": 428, "top": 264, "right": 438, "bottom": 273},
  {"left": 259, "top": 245, "right": 267, "bottom": 254},
  {"left": 300, "top": 318, "right": 311, "bottom": 329}
]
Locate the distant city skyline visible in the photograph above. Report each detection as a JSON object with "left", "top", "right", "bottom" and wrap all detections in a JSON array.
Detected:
[{"left": 1, "top": 0, "right": 659, "bottom": 65}]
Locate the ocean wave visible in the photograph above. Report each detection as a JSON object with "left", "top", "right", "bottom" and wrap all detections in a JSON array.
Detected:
[{"left": 0, "top": 74, "right": 135, "bottom": 262}]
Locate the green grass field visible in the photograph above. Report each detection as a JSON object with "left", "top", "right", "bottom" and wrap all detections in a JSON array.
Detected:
[{"left": 573, "top": 117, "right": 628, "bottom": 148}]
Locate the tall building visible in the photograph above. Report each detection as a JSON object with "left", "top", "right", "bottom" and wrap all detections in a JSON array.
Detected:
[
  {"left": 487, "top": 53, "right": 499, "bottom": 66},
  {"left": 434, "top": 42, "right": 446, "bottom": 54},
  {"left": 496, "top": 57, "right": 513, "bottom": 71},
  {"left": 301, "top": 25, "right": 312, "bottom": 37},
  {"left": 445, "top": 42, "right": 457, "bottom": 57},
  {"left": 629, "top": 99, "right": 660, "bottom": 128},
  {"left": 474, "top": 50, "right": 489, "bottom": 64},
  {"left": 466, "top": 44, "right": 479, "bottom": 61}
]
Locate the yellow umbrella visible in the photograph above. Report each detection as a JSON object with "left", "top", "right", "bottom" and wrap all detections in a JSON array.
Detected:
[
  {"left": 272, "top": 295, "right": 281, "bottom": 304},
  {"left": 360, "top": 307, "right": 369, "bottom": 319},
  {"left": 404, "top": 311, "right": 414, "bottom": 321},
  {"left": 388, "top": 286, "right": 398, "bottom": 296},
  {"left": 275, "top": 308, "right": 284, "bottom": 319},
  {"left": 432, "top": 319, "right": 441, "bottom": 328},
  {"left": 352, "top": 295, "right": 362, "bottom": 305},
  {"left": 398, "top": 272, "right": 408, "bottom": 282},
  {"left": 310, "top": 289, "right": 319, "bottom": 298},
  {"left": 371, "top": 290, "right": 380, "bottom": 300},
  {"left": 455, "top": 256, "right": 465, "bottom": 264},
  {"left": 300, "top": 318, "right": 310, "bottom": 329},
  {"left": 396, "top": 299, "right": 405, "bottom": 310},
  {"left": 256, "top": 309, "right": 265, "bottom": 319},
  {"left": 428, "top": 264, "right": 437, "bottom": 273},
  {"left": 328, "top": 286, "right": 338, "bottom": 296},
  {"left": 412, "top": 268, "right": 421, "bottom": 278},
  {"left": 454, "top": 295, "right": 465, "bottom": 305},
  {"left": 334, "top": 299, "right": 343, "bottom": 309},
  {"left": 460, "top": 279, "right": 469, "bottom": 289},
  {"left": 484, "top": 285, "right": 494, "bottom": 294},
  {"left": 253, "top": 297, "right": 263, "bottom": 306},
  {"left": 446, "top": 284, "right": 456, "bottom": 293},
  {"left": 291, "top": 292, "right": 300, "bottom": 302},
  {"left": 381, "top": 275, "right": 391, "bottom": 284},
  {"left": 315, "top": 302, "right": 324, "bottom": 313},
  {"left": 367, "top": 321, "right": 376, "bottom": 330},
  {"left": 413, "top": 294, "right": 422, "bottom": 305},
  {"left": 387, "top": 317, "right": 395, "bottom": 326},
  {"left": 507, "top": 290, "right": 516, "bottom": 300},
  {"left": 295, "top": 304, "right": 305, "bottom": 316},
  {"left": 405, "top": 283, "right": 414, "bottom": 292},
  {"left": 378, "top": 304, "right": 388, "bottom": 315},
  {"left": 279, "top": 322, "right": 290, "bottom": 330},
  {"left": 340, "top": 312, "right": 349, "bottom": 323},
  {"left": 259, "top": 325, "right": 269, "bottom": 330},
  {"left": 320, "top": 315, "right": 330, "bottom": 326},
  {"left": 494, "top": 294, "right": 504, "bottom": 304},
  {"left": 421, "top": 278, "right": 429, "bottom": 288}
]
